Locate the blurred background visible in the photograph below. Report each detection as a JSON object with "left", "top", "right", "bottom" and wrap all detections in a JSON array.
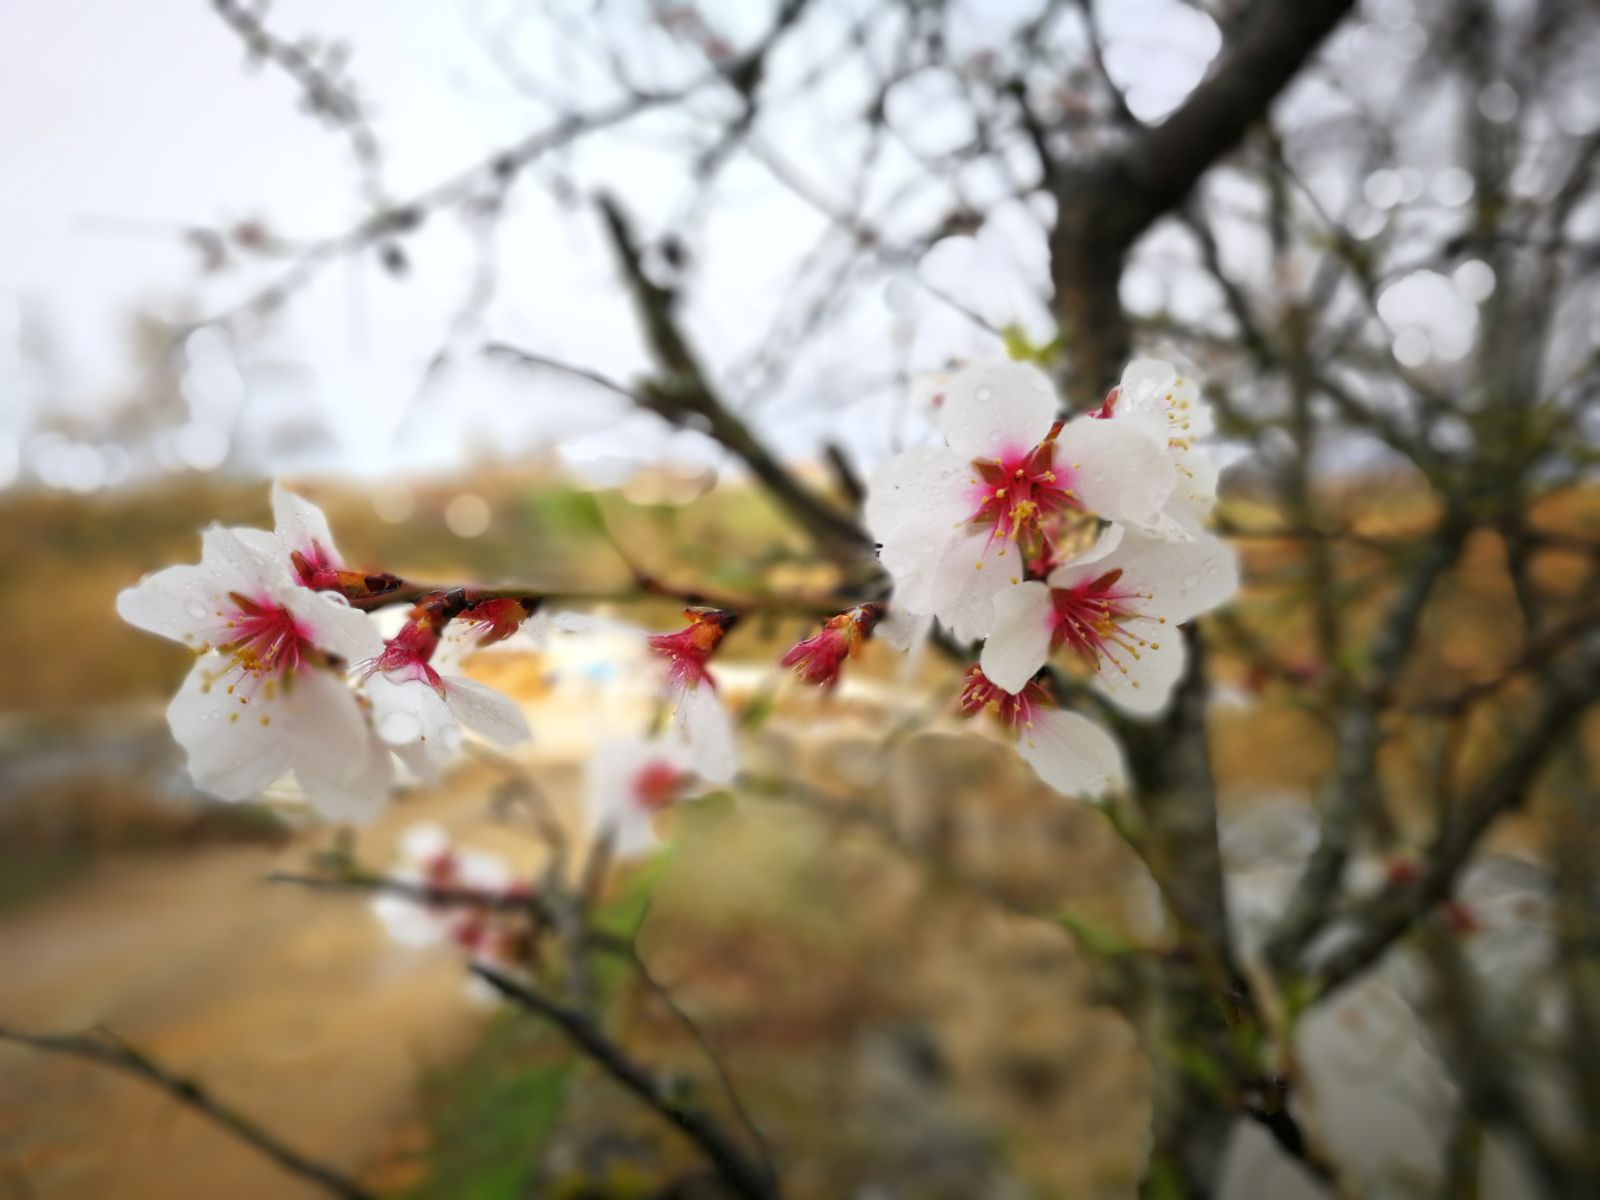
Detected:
[{"left": 1, "top": 2, "right": 1597, "bottom": 1197}]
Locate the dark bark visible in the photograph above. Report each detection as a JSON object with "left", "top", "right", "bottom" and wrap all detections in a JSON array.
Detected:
[
  {"left": 1048, "top": 6, "right": 1361, "bottom": 1193},
  {"left": 1049, "top": 0, "right": 1358, "bottom": 397}
]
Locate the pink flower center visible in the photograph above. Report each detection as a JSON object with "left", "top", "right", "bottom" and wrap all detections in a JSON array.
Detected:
[
  {"left": 958, "top": 666, "right": 1052, "bottom": 732},
  {"left": 1049, "top": 569, "right": 1161, "bottom": 677},
  {"left": 633, "top": 760, "right": 687, "bottom": 811},
  {"left": 966, "top": 434, "right": 1077, "bottom": 553},
  {"left": 217, "top": 592, "right": 311, "bottom": 682}
]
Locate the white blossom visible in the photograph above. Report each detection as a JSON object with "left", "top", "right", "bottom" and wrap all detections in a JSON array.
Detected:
[
  {"left": 865, "top": 359, "right": 1174, "bottom": 642},
  {"left": 361, "top": 628, "right": 533, "bottom": 779},
  {"left": 584, "top": 735, "right": 703, "bottom": 860},
  {"left": 117, "top": 524, "right": 389, "bottom": 817},
  {"left": 958, "top": 668, "right": 1128, "bottom": 799},
  {"left": 980, "top": 524, "right": 1238, "bottom": 714}
]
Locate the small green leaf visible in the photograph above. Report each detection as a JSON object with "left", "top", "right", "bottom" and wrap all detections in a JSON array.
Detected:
[{"left": 1000, "top": 323, "right": 1065, "bottom": 367}]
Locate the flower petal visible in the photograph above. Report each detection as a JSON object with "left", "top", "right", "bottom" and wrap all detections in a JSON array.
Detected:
[
  {"left": 1106, "top": 529, "right": 1239, "bottom": 625},
  {"left": 299, "top": 727, "right": 393, "bottom": 824},
  {"left": 285, "top": 666, "right": 374, "bottom": 795},
  {"left": 1016, "top": 709, "right": 1127, "bottom": 799},
  {"left": 272, "top": 482, "right": 341, "bottom": 565},
  {"left": 865, "top": 445, "right": 970, "bottom": 547},
  {"left": 926, "top": 527, "right": 1015, "bottom": 643},
  {"left": 117, "top": 562, "right": 225, "bottom": 646},
  {"left": 674, "top": 682, "right": 738, "bottom": 785},
  {"left": 365, "top": 674, "right": 458, "bottom": 765},
  {"left": 201, "top": 524, "right": 295, "bottom": 595},
  {"left": 443, "top": 676, "right": 532, "bottom": 747},
  {"left": 1119, "top": 356, "right": 1179, "bottom": 399},
  {"left": 878, "top": 607, "right": 934, "bottom": 653},
  {"left": 1054, "top": 415, "right": 1174, "bottom": 527},
  {"left": 979, "top": 581, "right": 1054, "bottom": 693},
  {"left": 939, "top": 360, "right": 1058, "bottom": 459},
  {"left": 391, "top": 740, "right": 443, "bottom": 786},
  {"left": 1091, "top": 625, "right": 1187, "bottom": 716},
  {"left": 167, "top": 656, "right": 291, "bottom": 801},
  {"left": 283, "top": 588, "right": 385, "bottom": 663}
]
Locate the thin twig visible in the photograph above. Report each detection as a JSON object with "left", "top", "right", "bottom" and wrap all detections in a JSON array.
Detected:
[
  {"left": 0, "top": 1025, "right": 373, "bottom": 1200},
  {"left": 472, "top": 966, "right": 778, "bottom": 1199},
  {"left": 626, "top": 918, "right": 779, "bottom": 1191}
]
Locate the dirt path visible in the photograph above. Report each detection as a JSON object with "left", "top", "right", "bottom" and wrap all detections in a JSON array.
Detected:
[
  {"left": 0, "top": 829, "right": 503, "bottom": 1200},
  {"left": 0, "top": 646, "right": 684, "bottom": 1199}
]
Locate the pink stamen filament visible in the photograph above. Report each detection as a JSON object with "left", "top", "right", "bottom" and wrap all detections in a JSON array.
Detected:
[
  {"left": 207, "top": 593, "right": 313, "bottom": 708},
  {"left": 964, "top": 430, "right": 1077, "bottom": 560},
  {"left": 1049, "top": 570, "right": 1162, "bottom": 683},
  {"left": 958, "top": 667, "right": 1052, "bottom": 735}
]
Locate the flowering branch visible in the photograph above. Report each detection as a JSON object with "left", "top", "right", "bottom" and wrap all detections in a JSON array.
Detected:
[
  {"left": 265, "top": 869, "right": 627, "bottom": 958},
  {"left": 0, "top": 1024, "right": 373, "bottom": 1200}
]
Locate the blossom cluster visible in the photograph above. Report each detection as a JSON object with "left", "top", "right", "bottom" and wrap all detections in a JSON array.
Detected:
[
  {"left": 116, "top": 486, "right": 768, "bottom": 846},
  {"left": 117, "top": 485, "right": 532, "bottom": 821},
  {"left": 117, "top": 352, "right": 1236, "bottom": 859},
  {"left": 863, "top": 356, "right": 1238, "bottom": 800}
]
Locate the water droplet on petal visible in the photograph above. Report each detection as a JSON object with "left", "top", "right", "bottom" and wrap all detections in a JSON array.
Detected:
[
  {"left": 184, "top": 599, "right": 209, "bottom": 621},
  {"left": 976, "top": 386, "right": 993, "bottom": 402},
  {"left": 1181, "top": 573, "right": 1199, "bottom": 590}
]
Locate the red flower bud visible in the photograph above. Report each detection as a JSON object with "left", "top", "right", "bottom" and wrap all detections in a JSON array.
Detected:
[
  {"left": 647, "top": 608, "right": 738, "bottom": 690},
  {"left": 364, "top": 591, "right": 467, "bottom": 697},
  {"left": 461, "top": 596, "right": 539, "bottom": 646},
  {"left": 780, "top": 604, "right": 885, "bottom": 691}
]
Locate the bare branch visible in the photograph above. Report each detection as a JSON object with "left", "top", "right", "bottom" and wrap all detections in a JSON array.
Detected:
[
  {"left": 1313, "top": 631, "right": 1600, "bottom": 996},
  {"left": 472, "top": 965, "right": 778, "bottom": 1200},
  {"left": 1097, "top": 0, "right": 1358, "bottom": 250},
  {"left": 0, "top": 1025, "right": 372, "bottom": 1200},
  {"left": 1266, "top": 512, "right": 1471, "bottom": 973},
  {"left": 594, "top": 193, "right": 875, "bottom": 565}
]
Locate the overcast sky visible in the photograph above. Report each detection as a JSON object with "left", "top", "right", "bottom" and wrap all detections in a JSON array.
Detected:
[{"left": 0, "top": 1, "right": 1244, "bottom": 489}]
